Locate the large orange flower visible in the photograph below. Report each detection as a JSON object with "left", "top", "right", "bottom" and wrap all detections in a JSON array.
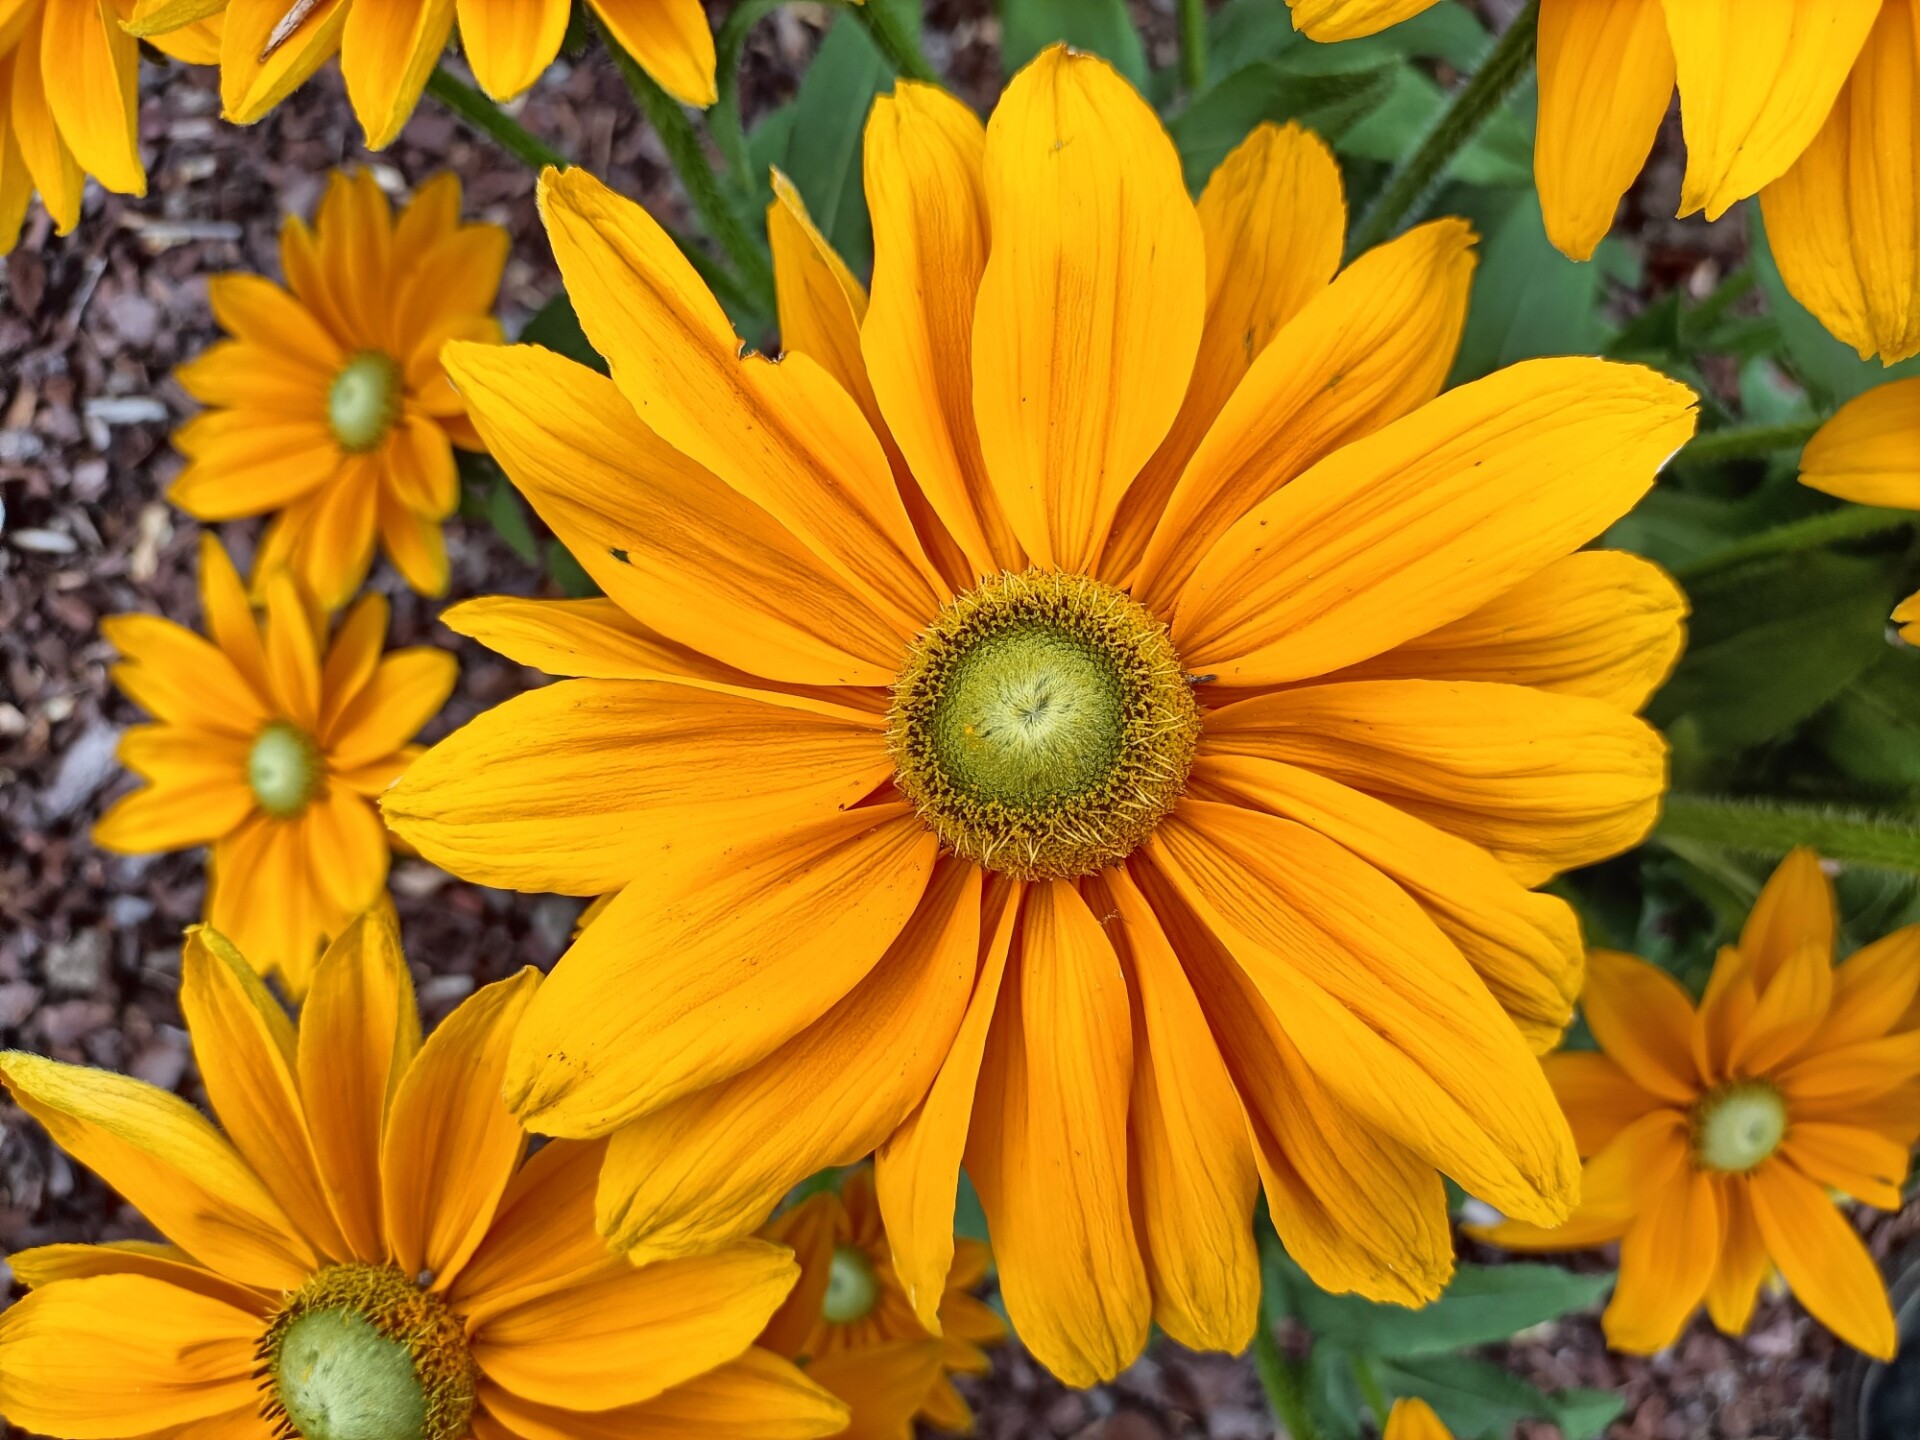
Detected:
[{"left": 385, "top": 49, "right": 1697, "bottom": 1385}]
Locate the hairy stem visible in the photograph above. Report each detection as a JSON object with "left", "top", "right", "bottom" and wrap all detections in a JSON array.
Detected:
[
  {"left": 1657, "top": 796, "right": 1920, "bottom": 875},
  {"left": 1178, "top": 0, "right": 1208, "bottom": 93},
  {"left": 1671, "top": 419, "right": 1823, "bottom": 471},
  {"left": 425, "top": 67, "right": 570, "bottom": 172},
  {"left": 1675, "top": 506, "right": 1913, "bottom": 581},
  {"left": 853, "top": 0, "right": 938, "bottom": 83}
]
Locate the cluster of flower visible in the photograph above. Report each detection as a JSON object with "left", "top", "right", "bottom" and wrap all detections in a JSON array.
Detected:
[{"left": 2, "top": 3, "right": 1919, "bottom": 1439}]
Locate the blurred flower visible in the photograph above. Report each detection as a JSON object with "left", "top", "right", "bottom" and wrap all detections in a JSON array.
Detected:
[
  {"left": 1480, "top": 849, "right": 1920, "bottom": 1359},
  {"left": 128, "top": 0, "right": 715, "bottom": 148},
  {"left": 0, "top": 913, "right": 848, "bottom": 1440},
  {"left": 1290, "top": 0, "right": 1920, "bottom": 362},
  {"left": 384, "top": 47, "right": 1696, "bottom": 1385},
  {"left": 1385, "top": 1398, "right": 1453, "bottom": 1440},
  {"left": 169, "top": 169, "right": 506, "bottom": 607},
  {"left": 95, "top": 535, "right": 455, "bottom": 996},
  {"left": 758, "top": 1169, "right": 1005, "bottom": 1439},
  {"left": 0, "top": 2, "right": 216, "bottom": 253},
  {"left": 1799, "top": 377, "right": 1920, "bottom": 643}
]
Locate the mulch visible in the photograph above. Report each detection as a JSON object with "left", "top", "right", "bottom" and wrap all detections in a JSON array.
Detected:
[{"left": 0, "top": 3, "right": 1897, "bottom": 1437}]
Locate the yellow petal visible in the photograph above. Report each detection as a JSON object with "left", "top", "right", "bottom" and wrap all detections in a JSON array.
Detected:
[
  {"left": 1664, "top": 0, "right": 1881, "bottom": 218},
  {"left": 506, "top": 806, "right": 939, "bottom": 1136},
  {"left": 382, "top": 968, "right": 539, "bottom": 1287},
  {"left": 383, "top": 676, "right": 889, "bottom": 896},
  {"left": 538, "top": 166, "right": 942, "bottom": 632},
  {"left": 0, "top": 1050, "right": 313, "bottom": 1288},
  {"left": 767, "top": 168, "right": 873, "bottom": 406},
  {"left": 42, "top": 0, "right": 144, "bottom": 196},
  {"left": 1581, "top": 947, "right": 1702, "bottom": 1103},
  {"left": 91, "top": 758, "right": 255, "bottom": 854},
  {"left": 323, "top": 645, "right": 457, "bottom": 771},
  {"left": 596, "top": 861, "right": 979, "bottom": 1262},
  {"left": 262, "top": 568, "right": 322, "bottom": 731},
  {"left": 1802, "top": 378, "right": 1920, "bottom": 507},
  {"left": 1173, "top": 358, "right": 1698, "bottom": 685},
  {"left": 1779, "top": 1029, "right": 1920, "bottom": 1110},
  {"left": 456, "top": 0, "right": 570, "bottom": 100},
  {"left": 1191, "top": 753, "right": 1583, "bottom": 1053},
  {"left": 0, "top": 60, "right": 36, "bottom": 254},
  {"left": 444, "top": 339, "right": 912, "bottom": 686},
  {"left": 862, "top": 82, "right": 1021, "bottom": 580},
  {"left": 298, "top": 908, "right": 420, "bottom": 1263},
  {"left": 965, "top": 881, "right": 1152, "bottom": 1386},
  {"left": 1544, "top": 1050, "right": 1664, "bottom": 1158},
  {"left": 1739, "top": 846, "right": 1836, "bottom": 989},
  {"left": 875, "top": 879, "right": 1023, "bottom": 1333},
  {"left": 970, "top": 45, "right": 1204, "bottom": 572},
  {"left": 478, "top": 1349, "right": 848, "bottom": 1440},
  {"left": 804, "top": 1339, "right": 947, "bottom": 1440},
  {"left": 219, "top": 0, "right": 349, "bottom": 125},
  {"left": 1384, "top": 1398, "right": 1454, "bottom": 1440},
  {"left": 1750, "top": 1161, "right": 1898, "bottom": 1359},
  {"left": 1823, "top": 923, "right": 1920, "bottom": 1047},
  {"left": 1097, "top": 867, "right": 1260, "bottom": 1353},
  {"left": 1603, "top": 1165, "right": 1720, "bottom": 1353},
  {"left": 1728, "top": 939, "right": 1834, "bottom": 1075},
  {"left": 9, "top": 10, "right": 84, "bottom": 234},
  {"left": 1199, "top": 679, "right": 1669, "bottom": 885},
  {"left": 198, "top": 533, "right": 272, "bottom": 700},
  {"left": 1105, "top": 121, "right": 1345, "bottom": 585},
  {"left": 0, "top": 1274, "right": 260, "bottom": 1438},
  {"left": 472, "top": 1241, "right": 797, "bottom": 1409},
  {"left": 587, "top": 0, "right": 718, "bottom": 106},
  {"left": 1320, "top": 550, "right": 1688, "bottom": 712},
  {"left": 1784, "top": 1123, "right": 1910, "bottom": 1209},
  {"left": 1704, "top": 1178, "right": 1770, "bottom": 1336},
  {"left": 102, "top": 612, "right": 271, "bottom": 738},
  {"left": 450, "top": 1139, "right": 616, "bottom": 1321},
  {"left": 1536, "top": 0, "right": 1674, "bottom": 260},
  {"left": 1287, "top": 0, "right": 1442, "bottom": 40},
  {"left": 1476, "top": 1107, "right": 1685, "bottom": 1253}
]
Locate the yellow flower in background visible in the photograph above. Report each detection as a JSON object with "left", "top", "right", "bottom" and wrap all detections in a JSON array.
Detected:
[
  {"left": 1800, "top": 377, "right": 1920, "bottom": 643},
  {"left": 0, "top": 914, "right": 849, "bottom": 1440},
  {"left": 1385, "top": 1398, "right": 1454, "bottom": 1440},
  {"left": 385, "top": 47, "right": 1697, "bottom": 1385},
  {"left": 169, "top": 169, "right": 505, "bottom": 609},
  {"left": 126, "top": 0, "right": 715, "bottom": 150},
  {"left": 758, "top": 1169, "right": 1005, "bottom": 1439},
  {"left": 95, "top": 535, "right": 455, "bottom": 997},
  {"left": 1481, "top": 849, "right": 1920, "bottom": 1359},
  {"left": 1290, "top": 0, "right": 1920, "bottom": 363}
]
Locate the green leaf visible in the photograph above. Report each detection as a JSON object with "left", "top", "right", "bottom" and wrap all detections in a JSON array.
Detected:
[
  {"left": 998, "top": 0, "right": 1148, "bottom": 88},
  {"left": 1817, "top": 650, "right": 1920, "bottom": 795},
  {"left": 1375, "top": 1354, "right": 1561, "bottom": 1439},
  {"left": 1447, "top": 188, "right": 1619, "bottom": 384},
  {"left": 773, "top": 13, "right": 890, "bottom": 273},
  {"left": 1167, "top": 62, "right": 1393, "bottom": 192},
  {"left": 1751, "top": 207, "right": 1920, "bottom": 406},
  {"left": 486, "top": 479, "right": 540, "bottom": 564},
  {"left": 1336, "top": 66, "right": 1532, "bottom": 187},
  {"left": 1547, "top": 1387, "right": 1628, "bottom": 1440},
  {"left": 1657, "top": 795, "right": 1920, "bottom": 876},
  {"left": 517, "top": 291, "right": 609, "bottom": 374},
  {"left": 545, "top": 542, "right": 599, "bottom": 598}
]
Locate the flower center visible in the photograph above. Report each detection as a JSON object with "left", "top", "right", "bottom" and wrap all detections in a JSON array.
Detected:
[
  {"left": 1692, "top": 1081, "right": 1789, "bottom": 1174},
  {"left": 249, "top": 721, "right": 323, "bottom": 819},
  {"left": 821, "top": 1244, "right": 880, "bottom": 1325},
  {"left": 888, "top": 569, "right": 1201, "bottom": 880},
  {"left": 259, "top": 1263, "right": 475, "bottom": 1440},
  {"left": 327, "top": 351, "right": 403, "bottom": 453}
]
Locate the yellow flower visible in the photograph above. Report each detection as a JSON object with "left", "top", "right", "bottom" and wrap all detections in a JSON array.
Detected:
[
  {"left": 168, "top": 169, "right": 504, "bottom": 609},
  {"left": 385, "top": 48, "right": 1698, "bottom": 1385},
  {"left": 0, "top": 913, "right": 849, "bottom": 1440},
  {"left": 95, "top": 534, "right": 456, "bottom": 997},
  {"left": 1385, "top": 1398, "right": 1453, "bottom": 1440},
  {"left": 758, "top": 1169, "right": 1005, "bottom": 1439},
  {"left": 126, "top": 0, "right": 714, "bottom": 149},
  {"left": 1290, "top": 0, "right": 1920, "bottom": 363},
  {"left": 1799, "top": 377, "right": 1920, "bottom": 642},
  {"left": 1480, "top": 849, "right": 1920, "bottom": 1359}
]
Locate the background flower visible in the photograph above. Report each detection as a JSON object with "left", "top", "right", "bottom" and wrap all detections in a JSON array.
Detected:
[{"left": 1800, "top": 377, "right": 1920, "bottom": 642}]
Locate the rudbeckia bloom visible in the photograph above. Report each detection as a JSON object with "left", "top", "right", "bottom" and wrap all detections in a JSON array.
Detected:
[
  {"left": 1290, "top": 0, "right": 1920, "bottom": 362},
  {"left": 1385, "top": 1398, "right": 1453, "bottom": 1440},
  {"left": 385, "top": 48, "right": 1698, "bottom": 1384},
  {"left": 1481, "top": 849, "right": 1920, "bottom": 1359},
  {"left": 126, "top": 0, "right": 715, "bottom": 149},
  {"left": 1799, "top": 377, "right": 1920, "bottom": 642},
  {"left": 0, "top": 914, "right": 850, "bottom": 1440},
  {"left": 758, "top": 1168, "right": 1005, "bottom": 1439},
  {"left": 169, "top": 169, "right": 507, "bottom": 609},
  {"left": 95, "top": 534, "right": 455, "bottom": 997}
]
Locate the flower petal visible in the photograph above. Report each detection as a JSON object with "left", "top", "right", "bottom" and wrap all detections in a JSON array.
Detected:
[
  {"left": 1286, "top": 0, "right": 1442, "bottom": 40},
  {"left": 219, "top": 0, "right": 348, "bottom": 125},
  {"left": 970, "top": 45, "right": 1204, "bottom": 572},
  {"left": 1738, "top": 847, "right": 1836, "bottom": 990},
  {"left": 1823, "top": 924, "right": 1920, "bottom": 1047},
  {"left": 324, "top": 645, "right": 457, "bottom": 771},
  {"left": 262, "top": 569, "right": 322, "bottom": 732},
  {"left": 102, "top": 613, "right": 271, "bottom": 738},
  {"left": 450, "top": 1138, "right": 615, "bottom": 1320},
  {"left": 1581, "top": 948, "right": 1702, "bottom": 1103},
  {"left": 41, "top": 0, "right": 143, "bottom": 196},
  {"left": 587, "top": 0, "right": 718, "bottom": 106},
  {"left": 455, "top": 0, "right": 570, "bottom": 100},
  {"left": 1704, "top": 1177, "right": 1770, "bottom": 1336},
  {"left": 478, "top": 1349, "right": 847, "bottom": 1440},
  {"left": 1544, "top": 1050, "right": 1663, "bottom": 1157},
  {"left": 1603, "top": 1164, "right": 1720, "bottom": 1353},
  {"left": 1750, "top": 1160, "right": 1897, "bottom": 1359},
  {"left": 8, "top": 13, "right": 83, "bottom": 234},
  {"left": 1784, "top": 1122, "right": 1910, "bottom": 1209},
  {"left": 803, "top": 1339, "right": 947, "bottom": 1440},
  {"left": 1802, "top": 378, "right": 1920, "bottom": 507}
]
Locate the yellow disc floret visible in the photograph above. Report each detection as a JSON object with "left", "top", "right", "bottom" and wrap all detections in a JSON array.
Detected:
[
  {"left": 1692, "top": 1080, "right": 1789, "bottom": 1174},
  {"left": 248, "top": 721, "right": 324, "bottom": 819},
  {"left": 258, "top": 1263, "right": 476, "bottom": 1440},
  {"left": 327, "top": 352, "right": 404, "bottom": 453},
  {"left": 888, "top": 569, "right": 1201, "bottom": 880}
]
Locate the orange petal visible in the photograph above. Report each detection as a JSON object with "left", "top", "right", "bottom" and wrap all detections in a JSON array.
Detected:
[
  {"left": 1784, "top": 1122, "right": 1910, "bottom": 1209},
  {"left": 1823, "top": 924, "right": 1920, "bottom": 1047},
  {"left": 455, "top": 0, "right": 570, "bottom": 100},
  {"left": 1704, "top": 1177, "right": 1771, "bottom": 1336},
  {"left": 477, "top": 1349, "right": 847, "bottom": 1440},
  {"left": 1582, "top": 948, "right": 1702, "bottom": 1103},
  {"left": 1738, "top": 847, "right": 1835, "bottom": 990},
  {"left": 1603, "top": 1165, "right": 1720, "bottom": 1354},
  {"left": 587, "top": 0, "right": 718, "bottom": 106},
  {"left": 1750, "top": 1161, "right": 1898, "bottom": 1359},
  {"left": 1286, "top": 0, "right": 1443, "bottom": 40},
  {"left": 450, "top": 1138, "right": 616, "bottom": 1321},
  {"left": 1543, "top": 1050, "right": 1664, "bottom": 1157},
  {"left": 1801, "top": 378, "right": 1920, "bottom": 508},
  {"left": 804, "top": 1338, "right": 947, "bottom": 1440}
]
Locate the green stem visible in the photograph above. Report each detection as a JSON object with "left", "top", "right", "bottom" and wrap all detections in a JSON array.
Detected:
[
  {"left": 1178, "top": 0, "right": 1208, "bottom": 93},
  {"left": 425, "top": 66, "right": 570, "bottom": 172},
  {"left": 1682, "top": 264, "right": 1756, "bottom": 342},
  {"left": 853, "top": 0, "right": 938, "bottom": 83},
  {"left": 1675, "top": 506, "right": 1913, "bottom": 581},
  {"left": 603, "top": 30, "right": 777, "bottom": 313},
  {"left": 1349, "top": 0, "right": 1540, "bottom": 254},
  {"left": 1251, "top": 1321, "right": 1320, "bottom": 1440},
  {"left": 1671, "top": 419, "right": 1822, "bottom": 471},
  {"left": 1351, "top": 1356, "right": 1392, "bottom": 1431},
  {"left": 1657, "top": 796, "right": 1920, "bottom": 875},
  {"left": 710, "top": 0, "right": 788, "bottom": 186}
]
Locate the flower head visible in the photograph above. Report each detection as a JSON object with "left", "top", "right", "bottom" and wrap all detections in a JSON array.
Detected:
[
  {"left": 758, "top": 1169, "right": 1005, "bottom": 1438},
  {"left": 0, "top": 913, "right": 848, "bottom": 1440},
  {"left": 127, "top": 0, "right": 714, "bottom": 149},
  {"left": 95, "top": 534, "right": 456, "bottom": 996},
  {"left": 169, "top": 170, "right": 506, "bottom": 608},
  {"left": 1291, "top": 0, "right": 1920, "bottom": 362},
  {"left": 1385, "top": 1398, "right": 1453, "bottom": 1440},
  {"left": 1480, "top": 849, "right": 1920, "bottom": 1359},
  {"left": 385, "top": 48, "right": 1697, "bottom": 1385},
  {"left": 1800, "top": 377, "right": 1920, "bottom": 642}
]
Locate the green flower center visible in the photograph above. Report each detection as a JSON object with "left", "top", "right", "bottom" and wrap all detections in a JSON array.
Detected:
[
  {"left": 327, "top": 351, "right": 403, "bottom": 453},
  {"left": 1693, "top": 1081, "right": 1789, "bottom": 1174},
  {"left": 888, "top": 569, "right": 1201, "bottom": 880},
  {"left": 259, "top": 1264, "right": 475, "bottom": 1440},
  {"left": 822, "top": 1244, "right": 880, "bottom": 1324},
  {"left": 248, "top": 721, "right": 323, "bottom": 819}
]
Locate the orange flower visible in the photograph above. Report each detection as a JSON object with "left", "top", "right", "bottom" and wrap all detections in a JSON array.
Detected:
[{"left": 1799, "top": 377, "right": 1920, "bottom": 643}]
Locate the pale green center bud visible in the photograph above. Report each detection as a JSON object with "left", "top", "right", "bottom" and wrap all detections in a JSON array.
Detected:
[
  {"left": 1694, "top": 1081, "right": 1789, "bottom": 1173},
  {"left": 822, "top": 1244, "right": 880, "bottom": 1324},
  {"left": 327, "top": 351, "right": 403, "bottom": 453},
  {"left": 248, "top": 721, "right": 322, "bottom": 818},
  {"left": 277, "top": 1309, "right": 427, "bottom": 1440}
]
